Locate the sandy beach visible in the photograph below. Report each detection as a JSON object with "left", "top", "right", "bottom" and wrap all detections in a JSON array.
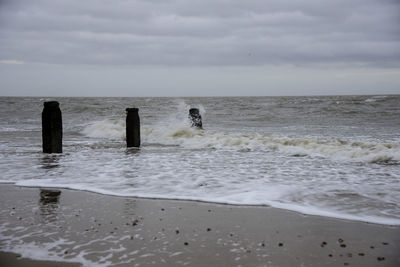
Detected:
[{"left": 0, "top": 184, "right": 399, "bottom": 266}]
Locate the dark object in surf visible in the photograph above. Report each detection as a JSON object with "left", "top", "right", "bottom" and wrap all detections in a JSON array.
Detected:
[
  {"left": 42, "top": 101, "right": 63, "bottom": 153},
  {"left": 189, "top": 108, "right": 202, "bottom": 129},
  {"left": 126, "top": 108, "right": 141, "bottom": 148}
]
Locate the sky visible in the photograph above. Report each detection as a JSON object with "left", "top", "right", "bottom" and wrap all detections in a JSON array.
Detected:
[{"left": 0, "top": 0, "right": 399, "bottom": 97}]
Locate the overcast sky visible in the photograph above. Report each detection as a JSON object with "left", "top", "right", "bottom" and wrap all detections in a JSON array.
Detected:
[{"left": 0, "top": 0, "right": 399, "bottom": 96}]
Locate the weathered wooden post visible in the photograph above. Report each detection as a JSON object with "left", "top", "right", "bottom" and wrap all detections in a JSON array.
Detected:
[
  {"left": 189, "top": 108, "right": 202, "bottom": 129},
  {"left": 126, "top": 108, "right": 140, "bottom": 148},
  {"left": 42, "top": 101, "right": 62, "bottom": 153}
]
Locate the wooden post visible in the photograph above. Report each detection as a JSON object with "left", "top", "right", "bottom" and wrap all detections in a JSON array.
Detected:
[
  {"left": 189, "top": 108, "right": 202, "bottom": 129},
  {"left": 126, "top": 108, "right": 140, "bottom": 148},
  {"left": 42, "top": 101, "right": 62, "bottom": 153}
]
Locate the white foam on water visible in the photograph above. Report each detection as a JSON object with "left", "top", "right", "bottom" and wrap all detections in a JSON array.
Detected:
[
  {"left": 0, "top": 180, "right": 14, "bottom": 184},
  {"left": 0, "top": 234, "right": 108, "bottom": 267},
  {"left": 0, "top": 220, "right": 133, "bottom": 267},
  {"left": 81, "top": 118, "right": 400, "bottom": 163},
  {"left": 81, "top": 118, "right": 125, "bottom": 140},
  {"left": 365, "top": 95, "right": 388, "bottom": 102}
]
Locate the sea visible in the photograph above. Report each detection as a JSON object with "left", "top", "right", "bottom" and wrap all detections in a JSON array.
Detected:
[{"left": 0, "top": 95, "right": 399, "bottom": 225}]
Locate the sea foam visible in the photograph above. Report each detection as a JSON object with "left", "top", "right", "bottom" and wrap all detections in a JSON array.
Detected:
[
  {"left": 81, "top": 119, "right": 400, "bottom": 163},
  {"left": 81, "top": 118, "right": 125, "bottom": 140}
]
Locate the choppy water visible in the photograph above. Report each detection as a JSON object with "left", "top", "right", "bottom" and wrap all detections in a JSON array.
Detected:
[{"left": 0, "top": 95, "right": 399, "bottom": 225}]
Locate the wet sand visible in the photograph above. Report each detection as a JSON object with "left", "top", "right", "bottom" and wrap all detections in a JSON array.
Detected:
[{"left": 0, "top": 184, "right": 399, "bottom": 266}]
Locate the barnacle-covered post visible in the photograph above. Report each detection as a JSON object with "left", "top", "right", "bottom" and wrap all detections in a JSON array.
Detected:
[{"left": 189, "top": 108, "right": 202, "bottom": 129}]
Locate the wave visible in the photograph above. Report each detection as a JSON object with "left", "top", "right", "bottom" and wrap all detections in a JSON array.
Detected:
[
  {"left": 81, "top": 118, "right": 125, "bottom": 140},
  {"left": 82, "top": 119, "right": 400, "bottom": 163},
  {"left": 365, "top": 95, "right": 388, "bottom": 103}
]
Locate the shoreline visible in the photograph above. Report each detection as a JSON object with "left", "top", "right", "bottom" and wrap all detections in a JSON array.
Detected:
[
  {"left": 1, "top": 184, "right": 399, "bottom": 266},
  {"left": 0, "top": 251, "right": 80, "bottom": 267},
  {"left": 2, "top": 182, "right": 398, "bottom": 227}
]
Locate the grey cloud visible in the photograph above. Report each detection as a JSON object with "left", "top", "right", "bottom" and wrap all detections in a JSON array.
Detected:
[{"left": 0, "top": 0, "right": 399, "bottom": 67}]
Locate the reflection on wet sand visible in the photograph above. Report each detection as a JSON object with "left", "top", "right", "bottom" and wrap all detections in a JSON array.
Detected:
[
  {"left": 123, "top": 198, "right": 137, "bottom": 217},
  {"left": 39, "top": 189, "right": 61, "bottom": 222}
]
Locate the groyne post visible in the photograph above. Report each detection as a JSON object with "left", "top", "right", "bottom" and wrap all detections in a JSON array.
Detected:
[
  {"left": 189, "top": 108, "right": 202, "bottom": 129},
  {"left": 42, "top": 101, "right": 63, "bottom": 153},
  {"left": 126, "top": 108, "right": 140, "bottom": 148}
]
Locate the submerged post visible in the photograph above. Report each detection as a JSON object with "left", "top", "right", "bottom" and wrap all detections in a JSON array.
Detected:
[
  {"left": 42, "top": 101, "right": 63, "bottom": 153},
  {"left": 189, "top": 108, "right": 202, "bottom": 129},
  {"left": 126, "top": 108, "right": 140, "bottom": 148}
]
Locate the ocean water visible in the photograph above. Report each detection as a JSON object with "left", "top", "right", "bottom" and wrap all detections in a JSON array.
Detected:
[{"left": 0, "top": 95, "right": 399, "bottom": 225}]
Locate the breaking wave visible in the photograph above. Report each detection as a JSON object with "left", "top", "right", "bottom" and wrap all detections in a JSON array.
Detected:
[
  {"left": 82, "top": 119, "right": 400, "bottom": 164},
  {"left": 81, "top": 118, "right": 125, "bottom": 140}
]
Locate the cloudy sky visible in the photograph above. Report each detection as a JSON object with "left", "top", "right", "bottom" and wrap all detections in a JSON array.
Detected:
[{"left": 0, "top": 0, "right": 399, "bottom": 96}]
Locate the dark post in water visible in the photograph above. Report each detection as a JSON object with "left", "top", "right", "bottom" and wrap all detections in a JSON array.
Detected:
[
  {"left": 126, "top": 108, "right": 141, "bottom": 148},
  {"left": 42, "top": 101, "right": 63, "bottom": 153},
  {"left": 189, "top": 108, "right": 202, "bottom": 129}
]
